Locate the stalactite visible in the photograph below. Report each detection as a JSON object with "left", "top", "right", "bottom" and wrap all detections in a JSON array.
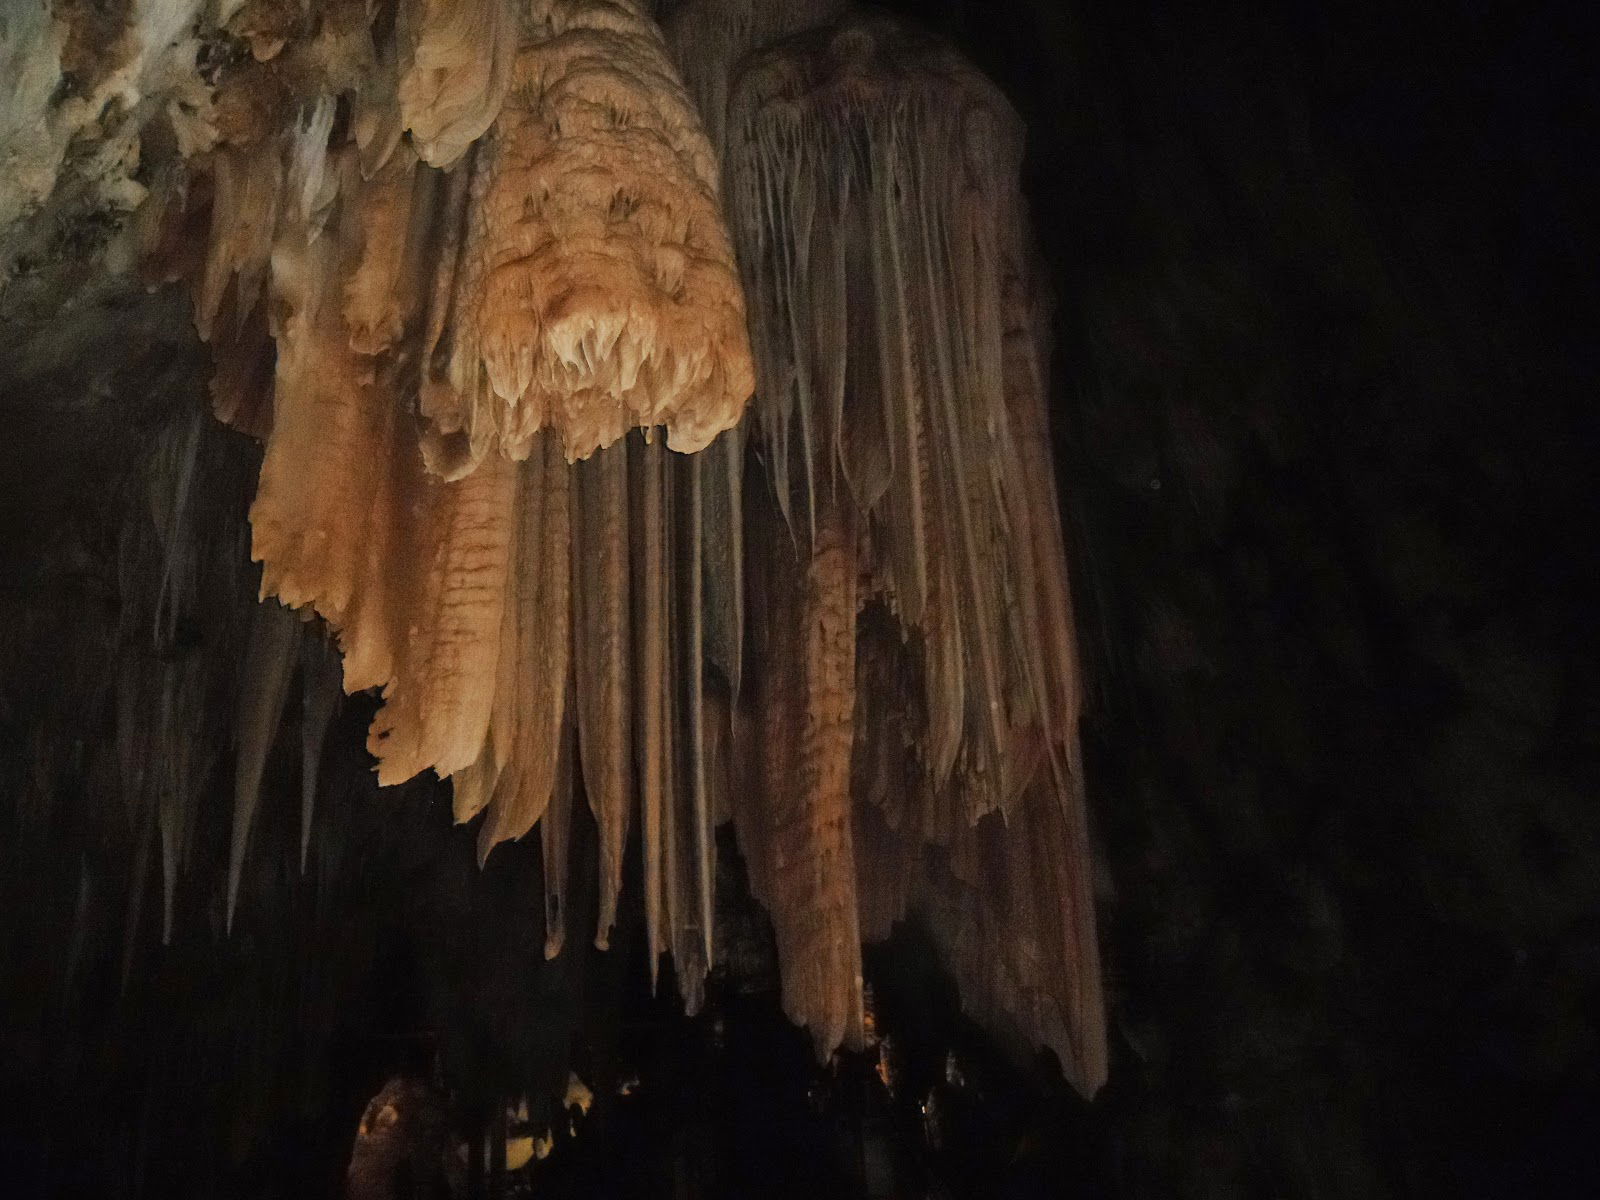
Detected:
[
  {"left": 572, "top": 436, "right": 634, "bottom": 949},
  {"left": 635, "top": 434, "right": 669, "bottom": 985},
  {"left": 196, "top": 145, "right": 282, "bottom": 342},
  {"left": 341, "top": 141, "right": 426, "bottom": 356},
  {"left": 365, "top": 453, "right": 520, "bottom": 786},
  {"left": 469, "top": 432, "right": 573, "bottom": 862},
  {"left": 699, "top": 427, "right": 745, "bottom": 699},
  {"left": 299, "top": 631, "right": 342, "bottom": 873},
  {"left": 682, "top": 450, "right": 714, "bottom": 965},
  {"left": 175, "top": 0, "right": 754, "bottom": 825},
  {"left": 426, "top": 0, "right": 754, "bottom": 468},
  {"left": 147, "top": 410, "right": 200, "bottom": 640},
  {"left": 21, "top": 0, "right": 1109, "bottom": 1101},
  {"left": 540, "top": 696, "right": 577, "bottom": 959},
  {"left": 713, "top": 11, "right": 1104, "bottom": 1089},
  {"left": 739, "top": 487, "right": 865, "bottom": 1055},
  {"left": 95, "top": 406, "right": 259, "bottom": 952},
  {"left": 227, "top": 599, "right": 301, "bottom": 932}
]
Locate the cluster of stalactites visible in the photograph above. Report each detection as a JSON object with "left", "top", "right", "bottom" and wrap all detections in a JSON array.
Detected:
[
  {"left": 135, "top": 7, "right": 746, "bottom": 867},
  {"left": 22, "top": 406, "right": 348, "bottom": 974},
  {"left": 709, "top": 12, "right": 1106, "bottom": 1092},
  {"left": 129, "top": 0, "right": 753, "bottom": 991},
  {"left": 249, "top": 392, "right": 725, "bottom": 984},
  {"left": 129, "top": 0, "right": 1103, "bottom": 1092}
]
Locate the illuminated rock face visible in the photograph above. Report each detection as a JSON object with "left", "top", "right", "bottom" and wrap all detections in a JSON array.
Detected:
[{"left": 4, "top": 0, "right": 1103, "bottom": 1098}]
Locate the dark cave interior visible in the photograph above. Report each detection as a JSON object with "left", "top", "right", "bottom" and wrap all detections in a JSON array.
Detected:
[{"left": 0, "top": 2, "right": 1595, "bottom": 1198}]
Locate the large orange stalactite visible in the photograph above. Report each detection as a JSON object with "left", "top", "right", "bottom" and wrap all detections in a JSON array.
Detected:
[
  {"left": 141, "top": 0, "right": 1105, "bottom": 1096},
  {"left": 173, "top": 0, "right": 754, "bottom": 963}
]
